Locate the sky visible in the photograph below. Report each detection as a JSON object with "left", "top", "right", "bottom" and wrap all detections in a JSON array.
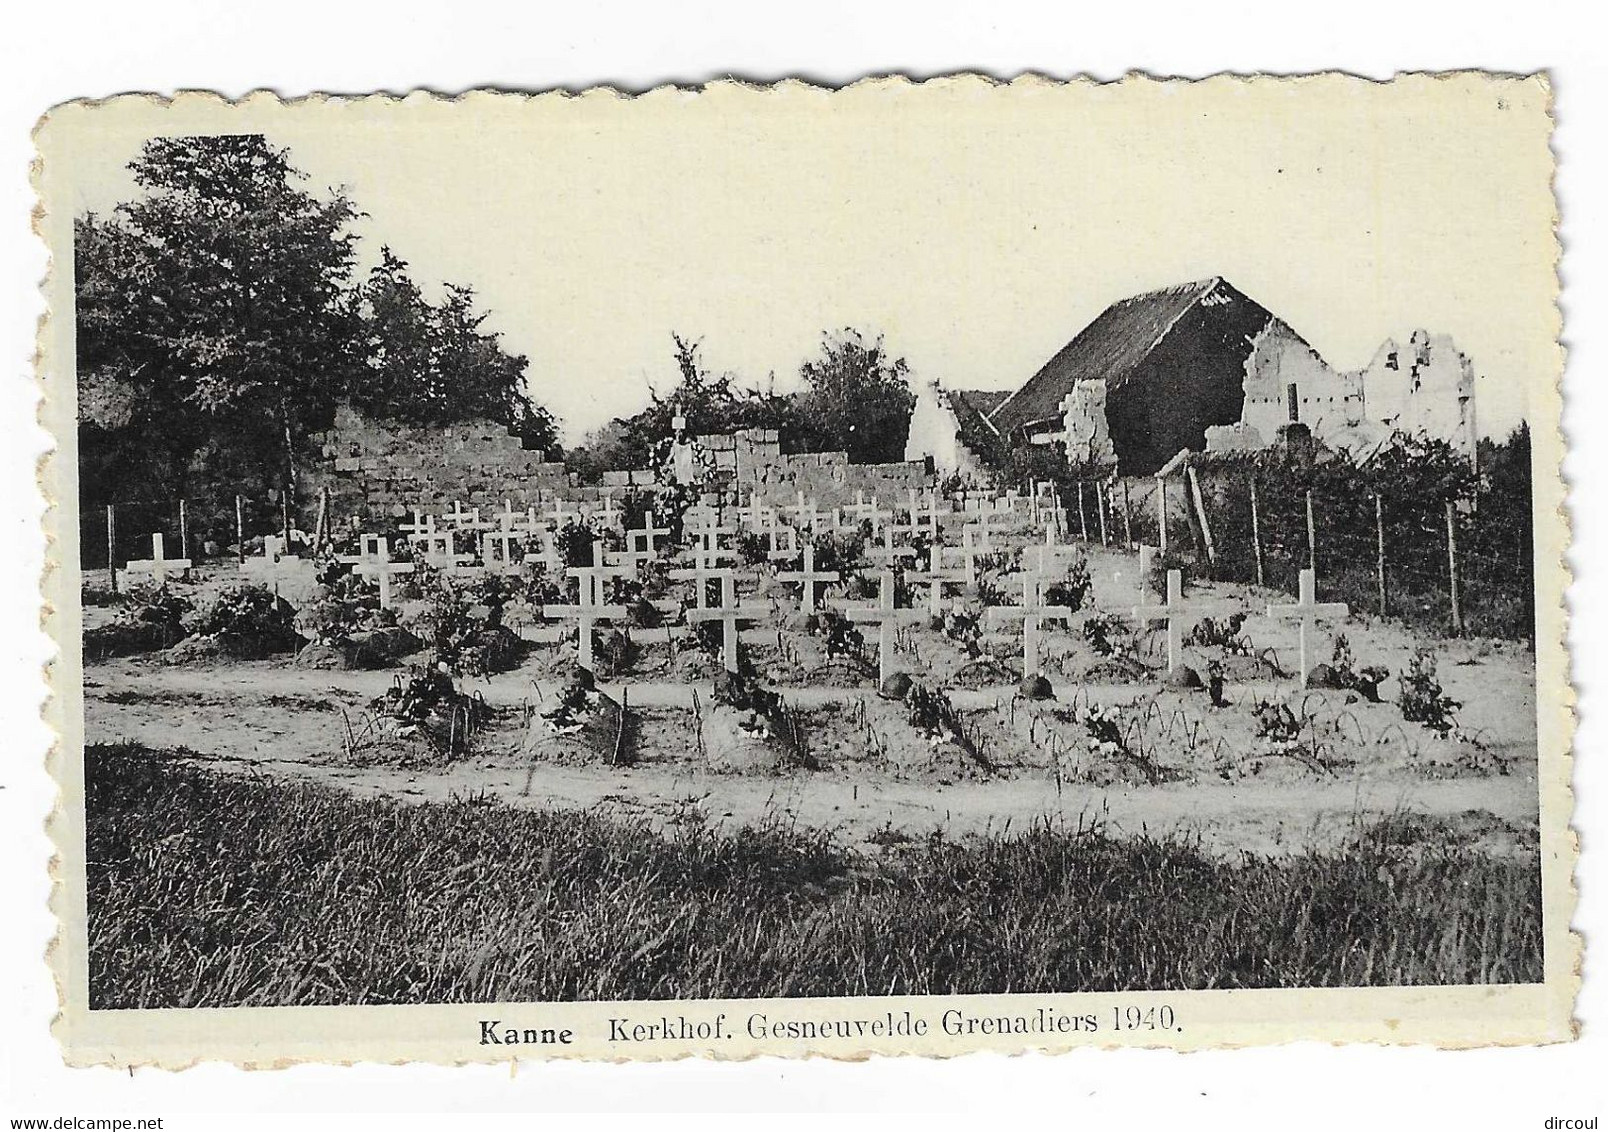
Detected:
[{"left": 53, "top": 76, "right": 1558, "bottom": 445}]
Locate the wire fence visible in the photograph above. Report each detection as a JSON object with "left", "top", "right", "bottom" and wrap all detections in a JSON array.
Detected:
[
  {"left": 1063, "top": 472, "right": 1534, "bottom": 643},
  {"left": 82, "top": 488, "right": 325, "bottom": 591},
  {"left": 86, "top": 461, "right": 1536, "bottom": 645}
]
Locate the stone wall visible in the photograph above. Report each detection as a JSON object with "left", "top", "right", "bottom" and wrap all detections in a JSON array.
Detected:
[
  {"left": 307, "top": 405, "right": 579, "bottom": 521},
  {"left": 308, "top": 409, "right": 936, "bottom": 523}
]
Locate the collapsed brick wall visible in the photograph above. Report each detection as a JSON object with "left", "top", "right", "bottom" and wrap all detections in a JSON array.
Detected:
[
  {"left": 306, "top": 405, "right": 582, "bottom": 522},
  {"left": 603, "top": 427, "right": 931, "bottom": 508},
  {"left": 308, "top": 410, "right": 935, "bottom": 523}
]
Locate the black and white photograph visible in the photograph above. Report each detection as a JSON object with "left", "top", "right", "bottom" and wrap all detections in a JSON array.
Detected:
[{"left": 34, "top": 74, "right": 1573, "bottom": 1064}]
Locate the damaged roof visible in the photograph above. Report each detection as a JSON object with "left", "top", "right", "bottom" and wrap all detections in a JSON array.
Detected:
[{"left": 987, "top": 276, "right": 1272, "bottom": 435}]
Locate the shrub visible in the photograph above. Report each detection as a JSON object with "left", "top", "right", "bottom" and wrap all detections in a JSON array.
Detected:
[
  {"left": 408, "top": 575, "right": 526, "bottom": 676},
  {"left": 296, "top": 573, "right": 392, "bottom": 645},
  {"left": 1326, "top": 634, "right": 1389, "bottom": 702},
  {"left": 1043, "top": 557, "right": 1093, "bottom": 613},
  {"left": 811, "top": 609, "right": 866, "bottom": 662},
  {"left": 1082, "top": 613, "right": 1131, "bottom": 658},
  {"left": 1399, "top": 649, "right": 1460, "bottom": 736},
  {"left": 554, "top": 520, "right": 598, "bottom": 569},
  {"left": 185, "top": 585, "right": 301, "bottom": 658},
  {"left": 1184, "top": 612, "right": 1250, "bottom": 654},
  {"left": 83, "top": 582, "right": 193, "bottom": 658},
  {"left": 735, "top": 532, "right": 768, "bottom": 567}
]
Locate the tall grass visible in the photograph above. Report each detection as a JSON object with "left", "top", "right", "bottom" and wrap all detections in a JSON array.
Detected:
[{"left": 86, "top": 744, "right": 1542, "bottom": 1008}]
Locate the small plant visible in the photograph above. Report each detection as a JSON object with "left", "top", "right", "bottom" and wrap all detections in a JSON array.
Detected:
[
  {"left": 1399, "top": 649, "right": 1460, "bottom": 736},
  {"left": 84, "top": 582, "right": 194, "bottom": 657},
  {"left": 1082, "top": 612, "right": 1131, "bottom": 658},
  {"left": 712, "top": 665, "right": 786, "bottom": 741},
  {"left": 1043, "top": 557, "right": 1093, "bottom": 613},
  {"left": 811, "top": 608, "right": 866, "bottom": 663},
  {"left": 904, "top": 683, "right": 974, "bottom": 755},
  {"left": 941, "top": 605, "right": 983, "bottom": 655},
  {"left": 1253, "top": 699, "right": 1303, "bottom": 746},
  {"left": 409, "top": 575, "right": 525, "bottom": 675},
  {"left": 554, "top": 520, "right": 598, "bottom": 568},
  {"left": 735, "top": 532, "right": 768, "bottom": 566},
  {"left": 594, "top": 627, "right": 639, "bottom": 676},
  {"left": 371, "top": 663, "right": 489, "bottom": 757},
  {"left": 1327, "top": 634, "right": 1390, "bottom": 702},
  {"left": 1079, "top": 703, "right": 1126, "bottom": 758},
  {"left": 186, "top": 584, "right": 300, "bottom": 658},
  {"left": 541, "top": 668, "right": 605, "bottom": 737},
  {"left": 1184, "top": 612, "right": 1251, "bottom": 654}
]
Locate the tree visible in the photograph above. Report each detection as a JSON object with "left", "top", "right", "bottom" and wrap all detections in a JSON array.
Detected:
[
  {"left": 567, "top": 334, "right": 794, "bottom": 480},
  {"left": 75, "top": 135, "right": 363, "bottom": 513},
  {"left": 793, "top": 329, "right": 916, "bottom": 464},
  {"left": 351, "top": 249, "right": 553, "bottom": 447}
]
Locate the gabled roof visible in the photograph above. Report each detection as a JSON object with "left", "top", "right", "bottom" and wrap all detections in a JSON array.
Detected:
[
  {"left": 988, "top": 276, "right": 1266, "bottom": 435},
  {"left": 949, "top": 389, "right": 1010, "bottom": 435}
]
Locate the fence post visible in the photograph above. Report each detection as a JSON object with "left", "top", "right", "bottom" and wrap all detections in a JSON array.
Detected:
[
  {"left": 1304, "top": 489, "right": 1317, "bottom": 572},
  {"left": 1374, "top": 492, "right": 1388, "bottom": 616},
  {"left": 1249, "top": 480, "right": 1264, "bottom": 587},
  {"left": 1187, "top": 465, "right": 1216, "bottom": 566},
  {"left": 1446, "top": 501, "right": 1463, "bottom": 636},
  {"left": 1076, "top": 482, "right": 1088, "bottom": 542},
  {"left": 1096, "top": 482, "right": 1109, "bottom": 547},
  {"left": 1121, "top": 480, "right": 1133, "bottom": 547},
  {"left": 313, "top": 486, "right": 330, "bottom": 555},
  {"left": 106, "top": 503, "right": 118, "bottom": 594},
  {"left": 235, "top": 494, "right": 246, "bottom": 565},
  {"left": 280, "top": 484, "right": 292, "bottom": 551},
  {"left": 178, "top": 498, "right": 190, "bottom": 562},
  {"left": 1158, "top": 479, "right": 1169, "bottom": 557}
]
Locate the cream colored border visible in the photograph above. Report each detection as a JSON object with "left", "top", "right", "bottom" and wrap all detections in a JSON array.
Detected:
[{"left": 36, "top": 75, "right": 1576, "bottom": 1067}]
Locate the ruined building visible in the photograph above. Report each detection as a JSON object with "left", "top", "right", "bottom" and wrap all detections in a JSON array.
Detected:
[{"left": 906, "top": 276, "right": 1481, "bottom": 477}]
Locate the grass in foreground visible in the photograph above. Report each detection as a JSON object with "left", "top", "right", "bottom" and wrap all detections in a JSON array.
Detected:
[{"left": 85, "top": 744, "right": 1542, "bottom": 1008}]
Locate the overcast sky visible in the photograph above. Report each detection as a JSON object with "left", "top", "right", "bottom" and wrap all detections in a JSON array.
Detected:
[{"left": 57, "top": 77, "right": 1556, "bottom": 445}]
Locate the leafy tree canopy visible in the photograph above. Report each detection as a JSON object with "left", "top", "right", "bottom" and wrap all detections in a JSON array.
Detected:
[
  {"left": 792, "top": 329, "right": 917, "bottom": 465},
  {"left": 76, "top": 136, "right": 560, "bottom": 515}
]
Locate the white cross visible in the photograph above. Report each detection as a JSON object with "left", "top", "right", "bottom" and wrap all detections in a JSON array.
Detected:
[
  {"left": 844, "top": 568, "right": 926, "bottom": 686},
  {"left": 339, "top": 538, "right": 415, "bottom": 609},
  {"left": 481, "top": 527, "right": 526, "bottom": 574},
  {"left": 1268, "top": 568, "right": 1350, "bottom": 689},
  {"left": 685, "top": 516, "right": 737, "bottom": 560},
  {"left": 669, "top": 549, "right": 734, "bottom": 610},
  {"left": 787, "top": 491, "right": 825, "bottom": 532},
  {"left": 686, "top": 572, "right": 764, "bottom": 673},
  {"left": 546, "top": 566, "right": 626, "bottom": 673},
  {"left": 240, "top": 534, "right": 306, "bottom": 595},
  {"left": 121, "top": 532, "right": 191, "bottom": 585},
  {"left": 410, "top": 527, "right": 464, "bottom": 570},
  {"left": 774, "top": 542, "right": 841, "bottom": 614},
  {"left": 865, "top": 524, "right": 915, "bottom": 571},
  {"left": 943, "top": 527, "right": 989, "bottom": 586},
  {"left": 763, "top": 516, "right": 799, "bottom": 562},
  {"left": 1132, "top": 568, "right": 1197, "bottom": 673},
  {"left": 544, "top": 498, "right": 581, "bottom": 528},
  {"left": 840, "top": 491, "right": 877, "bottom": 529},
  {"left": 592, "top": 494, "right": 622, "bottom": 531},
  {"left": 442, "top": 501, "right": 486, "bottom": 532},
  {"left": 625, "top": 510, "right": 672, "bottom": 567},
  {"left": 907, "top": 562, "right": 966, "bottom": 616},
  {"left": 1021, "top": 525, "right": 1068, "bottom": 575},
  {"left": 986, "top": 571, "right": 1075, "bottom": 675},
  {"left": 400, "top": 509, "right": 436, "bottom": 539}
]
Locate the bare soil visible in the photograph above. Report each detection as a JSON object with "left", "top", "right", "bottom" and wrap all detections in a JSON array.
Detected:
[{"left": 81, "top": 540, "right": 1540, "bottom": 858}]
